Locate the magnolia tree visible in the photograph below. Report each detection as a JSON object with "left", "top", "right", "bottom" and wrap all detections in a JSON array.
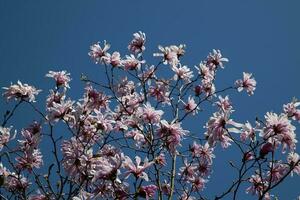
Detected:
[{"left": 0, "top": 31, "right": 300, "bottom": 200}]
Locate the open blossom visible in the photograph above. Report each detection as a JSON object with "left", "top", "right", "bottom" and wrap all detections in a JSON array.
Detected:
[
  {"left": 128, "top": 31, "right": 146, "bottom": 54},
  {"left": 18, "top": 129, "right": 41, "bottom": 152},
  {"left": 46, "top": 70, "right": 71, "bottom": 88},
  {"left": 206, "top": 49, "right": 229, "bottom": 69},
  {"left": 179, "top": 159, "right": 198, "bottom": 181},
  {"left": 138, "top": 185, "right": 157, "bottom": 200},
  {"left": 240, "top": 121, "right": 256, "bottom": 142},
  {"left": 215, "top": 95, "right": 233, "bottom": 113},
  {"left": 157, "top": 120, "right": 189, "bottom": 153},
  {"left": 5, "top": 173, "right": 30, "bottom": 192},
  {"left": 93, "top": 109, "right": 115, "bottom": 133},
  {"left": 123, "top": 155, "right": 154, "bottom": 181},
  {"left": 83, "top": 84, "right": 110, "bottom": 111},
  {"left": 61, "top": 137, "right": 93, "bottom": 180},
  {"left": 104, "top": 51, "right": 122, "bottom": 67},
  {"left": 246, "top": 174, "right": 268, "bottom": 196},
  {"left": 262, "top": 112, "right": 297, "bottom": 152},
  {"left": 92, "top": 145, "right": 122, "bottom": 182},
  {"left": 148, "top": 81, "right": 170, "bottom": 104},
  {"left": 115, "top": 77, "right": 135, "bottom": 96},
  {"left": 235, "top": 72, "right": 257, "bottom": 96},
  {"left": 283, "top": 100, "right": 300, "bottom": 121},
  {"left": 195, "top": 62, "right": 214, "bottom": 81},
  {"left": 287, "top": 152, "right": 300, "bottom": 176},
  {"left": 190, "top": 142, "right": 215, "bottom": 164},
  {"left": 125, "top": 129, "right": 145, "bottom": 146},
  {"left": 16, "top": 149, "right": 43, "bottom": 172},
  {"left": 267, "top": 162, "right": 287, "bottom": 183},
  {"left": 88, "top": 40, "right": 110, "bottom": 64},
  {"left": 171, "top": 64, "right": 194, "bottom": 83},
  {"left": 205, "top": 111, "right": 236, "bottom": 148},
  {"left": 136, "top": 103, "right": 164, "bottom": 124},
  {"left": 2, "top": 81, "right": 41, "bottom": 102},
  {"left": 153, "top": 44, "right": 185, "bottom": 65},
  {"left": 47, "top": 100, "right": 74, "bottom": 122},
  {"left": 0, "top": 126, "right": 16, "bottom": 150},
  {"left": 182, "top": 96, "right": 199, "bottom": 115},
  {"left": 191, "top": 177, "right": 207, "bottom": 191},
  {"left": 46, "top": 90, "right": 65, "bottom": 108},
  {"left": 122, "top": 54, "right": 145, "bottom": 70}
]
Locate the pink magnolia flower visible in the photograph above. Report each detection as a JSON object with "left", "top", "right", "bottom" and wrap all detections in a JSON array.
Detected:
[
  {"left": 46, "top": 90, "right": 65, "bottom": 108},
  {"left": 191, "top": 177, "right": 207, "bottom": 191},
  {"left": 202, "top": 81, "right": 216, "bottom": 97},
  {"left": 125, "top": 129, "right": 146, "bottom": 146},
  {"left": 246, "top": 174, "right": 267, "bottom": 196},
  {"left": 2, "top": 81, "right": 41, "bottom": 102},
  {"left": 18, "top": 129, "right": 41, "bottom": 152},
  {"left": 47, "top": 99, "right": 74, "bottom": 122},
  {"left": 262, "top": 112, "right": 297, "bottom": 152},
  {"left": 83, "top": 84, "right": 110, "bottom": 111},
  {"left": 46, "top": 70, "right": 71, "bottom": 88},
  {"left": 122, "top": 54, "right": 145, "bottom": 70},
  {"left": 148, "top": 81, "right": 170, "bottom": 104},
  {"left": 240, "top": 121, "right": 256, "bottom": 142},
  {"left": 179, "top": 159, "right": 197, "bottom": 181},
  {"left": 235, "top": 72, "right": 257, "bottom": 96},
  {"left": 182, "top": 96, "right": 199, "bottom": 115},
  {"left": 190, "top": 142, "right": 215, "bottom": 164},
  {"left": 122, "top": 155, "right": 154, "bottom": 181},
  {"left": 16, "top": 149, "right": 43, "bottom": 172},
  {"left": 93, "top": 109, "right": 115, "bottom": 133},
  {"left": 287, "top": 152, "right": 300, "bottom": 176},
  {"left": 128, "top": 31, "right": 146, "bottom": 54},
  {"left": 138, "top": 185, "right": 157, "bottom": 200},
  {"left": 88, "top": 40, "right": 110, "bottom": 64},
  {"left": 197, "top": 162, "right": 212, "bottom": 177},
  {"left": 283, "top": 100, "right": 300, "bottom": 122},
  {"left": 115, "top": 77, "right": 135, "bottom": 97},
  {"left": 267, "top": 162, "right": 287, "bottom": 183},
  {"left": 206, "top": 49, "right": 229, "bottom": 69},
  {"left": 195, "top": 62, "right": 214, "bottom": 81},
  {"left": 215, "top": 95, "right": 233, "bottom": 113},
  {"left": 205, "top": 111, "right": 234, "bottom": 148},
  {"left": 61, "top": 137, "right": 93, "bottom": 180},
  {"left": 104, "top": 51, "right": 122, "bottom": 67},
  {"left": 92, "top": 145, "right": 122, "bottom": 182},
  {"left": 157, "top": 120, "right": 189, "bottom": 153},
  {"left": 136, "top": 103, "right": 164, "bottom": 124},
  {"left": 0, "top": 126, "right": 16, "bottom": 150},
  {"left": 153, "top": 44, "right": 185, "bottom": 65},
  {"left": 5, "top": 173, "right": 30, "bottom": 192},
  {"left": 171, "top": 64, "right": 194, "bottom": 83}
]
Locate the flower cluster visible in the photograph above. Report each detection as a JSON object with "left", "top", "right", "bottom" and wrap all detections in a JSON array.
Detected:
[{"left": 0, "top": 31, "right": 299, "bottom": 200}]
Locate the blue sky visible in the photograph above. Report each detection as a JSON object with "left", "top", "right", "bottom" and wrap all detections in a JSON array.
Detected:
[{"left": 0, "top": 0, "right": 299, "bottom": 199}]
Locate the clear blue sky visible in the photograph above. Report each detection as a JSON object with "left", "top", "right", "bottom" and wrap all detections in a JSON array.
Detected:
[{"left": 0, "top": 0, "right": 299, "bottom": 199}]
